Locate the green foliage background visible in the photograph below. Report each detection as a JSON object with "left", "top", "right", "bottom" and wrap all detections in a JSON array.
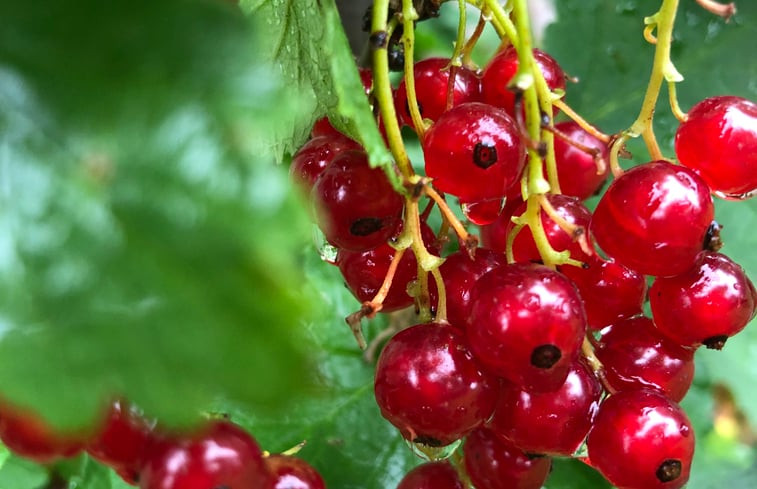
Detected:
[{"left": 0, "top": 0, "right": 754, "bottom": 487}]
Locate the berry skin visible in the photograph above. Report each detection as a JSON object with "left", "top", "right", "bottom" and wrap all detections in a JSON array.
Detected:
[
  {"left": 488, "top": 361, "right": 601, "bottom": 456},
  {"left": 0, "top": 400, "right": 85, "bottom": 463},
  {"left": 463, "top": 428, "right": 551, "bottom": 489},
  {"left": 467, "top": 264, "right": 587, "bottom": 392},
  {"left": 596, "top": 316, "right": 695, "bottom": 402},
  {"left": 266, "top": 455, "right": 326, "bottom": 489},
  {"left": 552, "top": 121, "right": 609, "bottom": 200},
  {"left": 478, "top": 198, "right": 524, "bottom": 252},
  {"left": 591, "top": 160, "right": 714, "bottom": 277},
  {"left": 423, "top": 102, "right": 526, "bottom": 204},
  {"left": 506, "top": 194, "right": 594, "bottom": 264},
  {"left": 560, "top": 257, "right": 647, "bottom": 330},
  {"left": 481, "top": 47, "right": 566, "bottom": 117},
  {"left": 438, "top": 248, "right": 506, "bottom": 327},
  {"left": 312, "top": 150, "right": 403, "bottom": 252},
  {"left": 88, "top": 400, "right": 155, "bottom": 485},
  {"left": 374, "top": 323, "right": 498, "bottom": 447},
  {"left": 394, "top": 58, "right": 480, "bottom": 129},
  {"left": 650, "top": 252, "right": 757, "bottom": 349},
  {"left": 289, "top": 135, "right": 361, "bottom": 193},
  {"left": 139, "top": 421, "right": 271, "bottom": 489},
  {"left": 675, "top": 96, "right": 757, "bottom": 199},
  {"left": 397, "top": 462, "right": 464, "bottom": 489},
  {"left": 587, "top": 389, "right": 694, "bottom": 489}
]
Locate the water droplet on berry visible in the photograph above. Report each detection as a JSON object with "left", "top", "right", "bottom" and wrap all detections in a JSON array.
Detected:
[{"left": 462, "top": 198, "right": 505, "bottom": 225}]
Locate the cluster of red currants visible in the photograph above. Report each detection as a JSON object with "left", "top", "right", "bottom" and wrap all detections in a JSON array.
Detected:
[
  {"left": 291, "top": 40, "right": 757, "bottom": 489},
  {"left": 0, "top": 398, "right": 324, "bottom": 489}
]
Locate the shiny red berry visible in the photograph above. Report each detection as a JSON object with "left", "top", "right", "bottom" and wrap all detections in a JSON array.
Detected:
[
  {"left": 481, "top": 47, "right": 566, "bottom": 117},
  {"left": 560, "top": 257, "right": 647, "bottom": 330},
  {"left": 506, "top": 194, "right": 594, "bottom": 264},
  {"left": 596, "top": 316, "right": 695, "bottom": 402},
  {"left": 438, "top": 248, "right": 506, "bottom": 327},
  {"left": 289, "top": 135, "right": 361, "bottom": 193},
  {"left": 0, "top": 400, "right": 85, "bottom": 463},
  {"left": 374, "top": 323, "right": 498, "bottom": 447},
  {"left": 266, "top": 455, "right": 326, "bottom": 489},
  {"left": 312, "top": 150, "right": 403, "bottom": 251},
  {"left": 488, "top": 361, "right": 601, "bottom": 456},
  {"left": 395, "top": 58, "right": 480, "bottom": 129},
  {"left": 423, "top": 102, "right": 526, "bottom": 204},
  {"left": 650, "top": 251, "right": 757, "bottom": 349},
  {"left": 587, "top": 390, "right": 694, "bottom": 489},
  {"left": 139, "top": 421, "right": 270, "bottom": 489},
  {"left": 675, "top": 96, "right": 757, "bottom": 199},
  {"left": 463, "top": 428, "right": 551, "bottom": 489},
  {"left": 468, "top": 264, "right": 587, "bottom": 392},
  {"left": 397, "top": 462, "right": 463, "bottom": 489},
  {"left": 553, "top": 121, "right": 609, "bottom": 200},
  {"left": 88, "top": 400, "right": 155, "bottom": 485},
  {"left": 591, "top": 160, "right": 714, "bottom": 277},
  {"left": 478, "top": 198, "right": 524, "bottom": 252}
]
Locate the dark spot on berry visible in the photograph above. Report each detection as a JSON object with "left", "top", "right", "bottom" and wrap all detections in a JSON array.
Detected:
[
  {"left": 530, "top": 344, "right": 561, "bottom": 369},
  {"left": 703, "top": 335, "right": 728, "bottom": 350},
  {"left": 525, "top": 452, "right": 547, "bottom": 460},
  {"left": 703, "top": 220, "right": 724, "bottom": 252},
  {"left": 350, "top": 217, "right": 384, "bottom": 236},
  {"left": 473, "top": 142, "right": 498, "bottom": 169},
  {"left": 413, "top": 435, "right": 444, "bottom": 447},
  {"left": 656, "top": 459, "right": 682, "bottom": 483},
  {"left": 369, "top": 31, "right": 388, "bottom": 49}
]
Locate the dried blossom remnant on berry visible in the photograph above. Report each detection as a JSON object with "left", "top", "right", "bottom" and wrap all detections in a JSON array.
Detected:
[
  {"left": 530, "top": 344, "right": 561, "bottom": 369},
  {"left": 656, "top": 459, "right": 682, "bottom": 482},
  {"left": 703, "top": 335, "right": 729, "bottom": 350},
  {"left": 473, "top": 142, "right": 498, "bottom": 169}
]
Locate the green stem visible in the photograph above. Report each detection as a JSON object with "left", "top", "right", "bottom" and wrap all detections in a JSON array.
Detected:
[
  {"left": 481, "top": 0, "right": 519, "bottom": 46},
  {"left": 401, "top": 0, "right": 426, "bottom": 138}
]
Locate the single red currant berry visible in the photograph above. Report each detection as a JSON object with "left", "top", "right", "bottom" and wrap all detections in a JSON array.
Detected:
[
  {"left": 478, "top": 198, "right": 524, "bottom": 252},
  {"left": 506, "top": 194, "right": 594, "bottom": 264},
  {"left": 553, "top": 121, "right": 609, "bottom": 200},
  {"left": 596, "top": 316, "right": 695, "bottom": 402},
  {"left": 394, "top": 58, "right": 480, "bottom": 129},
  {"left": 266, "top": 454, "right": 326, "bottom": 489},
  {"left": 591, "top": 160, "right": 714, "bottom": 277},
  {"left": 560, "top": 257, "right": 647, "bottom": 330},
  {"left": 675, "top": 96, "right": 757, "bottom": 199},
  {"left": 289, "top": 135, "right": 361, "bottom": 193},
  {"left": 463, "top": 428, "right": 551, "bottom": 489},
  {"left": 481, "top": 47, "right": 566, "bottom": 117},
  {"left": 0, "top": 400, "right": 86, "bottom": 463},
  {"left": 468, "top": 264, "right": 587, "bottom": 392},
  {"left": 423, "top": 102, "right": 526, "bottom": 204},
  {"left": 397, "top": 462, "right": 464, "bottom": 489},
  {"left": 488, "top": 361, "right": 601, "bottom": 456},
  {"left": 374, "top": 323, "right": 498, "bottom": 447},
  {"left": 438, "top": 248, "right": 506, "bottom": 328},
  {"left": 650, "top": 251, "right": 757, "bottom": 349},
  {"left": 88, "top": 400, "right": 155, "bottom": 485},
  {"left": 139, "top": 421, "right": 271, "bottom": 489},
  {"left": 312, "top": 150, "right": 403, "bottom": 251},
  {"left": 587, "top": 389, "right": 694, "bottom": 489}
]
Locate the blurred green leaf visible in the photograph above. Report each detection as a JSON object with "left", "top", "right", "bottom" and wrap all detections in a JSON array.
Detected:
[
  {"left": 0, "top": 454, "right": 48, "bottom": 489},
  {"left": 0, "top": 0, "right": 317, "bottom": 429}
]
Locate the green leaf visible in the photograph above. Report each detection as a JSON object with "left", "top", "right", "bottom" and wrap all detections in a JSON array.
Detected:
[
  {"left": 545, "top": 458, "right": 610, "bottom": 489},
  {"left": 0, "top": 454, "right": 48, "bottom": 489},
  {"left": 0, "top": 0, "right": 317, "bottom": 429},
  {"left": 240, "top": 0, "right": 393, "bottom": 168}
]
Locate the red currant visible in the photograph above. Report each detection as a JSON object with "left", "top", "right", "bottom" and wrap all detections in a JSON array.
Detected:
[
  {"left": 675, "top": 95, "right": 757, "bottom": 199},
  {"left": 88, "top": 400, "right": 155, "bottom": 484},
  {"left": 596, "top": 316, "right": 695, "bottom": 402},
  {"left": 312, "top": 150, "right": 403, "bottom": 251},
  {"left": 423, "top": 102, "right": 526, "bottom": 204},
  {"left": 397, "top": 462, "right": 463, "bottom": 489},
  {"left": 463, "top": 428, "right": 551, "bottom": 489},
  {"left": 289, "top": 135, "right": 361, "bottom": 193},
  {"left": 374, "top": 323, "right": 498, "bottom": 447},
  {"left": 139, "top": 421, "right": 270, "bottom": 489},
  {"left": 478, "top": 198, "right": 524, "bottom": 252},
  {"left": 591, "top": 160, "right": 714, "bottom": 277},
  {"left": 587, "top": 389, "right": 694, "bottom": 489},
  {"left": 468, "top": 264, "right": 587, "bottom": 392},
  {"left": 650, "top": 251, "right": 757, "bottom": 349},
  {"left": 560, "top": 257, "right": 647, "bottom": 330},
  {"left": 395, "top": 58, "right": 480, "bottom": 129},
  {"left": 552, "top": 121, "right": 609, "bottom": 200},
  {"left": 488, "top": 361, "right": 601, "bottom": 456},
  {"left": 266, "top": 454, "right": 326, "bottom": 489},
  {"left": 438, "top": 248, "right": 506, "bottom": 328},
  {"left": 481, "top": 47, "right": 566, "bottom": 117}
]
